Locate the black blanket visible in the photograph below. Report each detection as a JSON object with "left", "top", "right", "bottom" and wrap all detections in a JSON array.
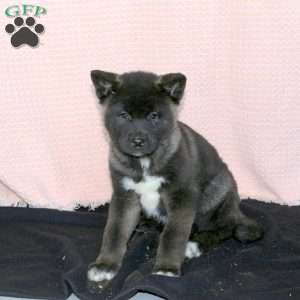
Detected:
[{"left": 0, "top": 200, "right": 299, "bottom": 300}]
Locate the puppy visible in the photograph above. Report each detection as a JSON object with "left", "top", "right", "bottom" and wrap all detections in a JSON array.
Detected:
[{"left": 87, "top": 70, "right": 263, "bottom": 289}]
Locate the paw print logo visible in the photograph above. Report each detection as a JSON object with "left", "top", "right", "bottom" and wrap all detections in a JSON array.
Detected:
[{"left": 5, "top": 17, "right": 45, "bottom": 47}]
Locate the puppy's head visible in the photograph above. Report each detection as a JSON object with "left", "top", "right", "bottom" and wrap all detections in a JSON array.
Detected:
[{"left": 91, "top": 70, "right": 186, "bottom": 158}]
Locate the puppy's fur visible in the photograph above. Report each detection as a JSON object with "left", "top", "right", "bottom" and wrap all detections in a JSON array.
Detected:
[{"left": 87, "top": 70, "right": 263, "bottom": 289}]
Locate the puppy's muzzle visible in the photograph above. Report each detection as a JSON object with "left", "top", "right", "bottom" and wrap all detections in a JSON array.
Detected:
[{"left": 131, "top": 137, "right": 145, "bottom": 149}]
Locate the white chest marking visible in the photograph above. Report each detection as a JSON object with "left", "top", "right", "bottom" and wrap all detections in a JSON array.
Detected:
[{"left": 121, "top": 158, "right": 165, "bottom": 220}]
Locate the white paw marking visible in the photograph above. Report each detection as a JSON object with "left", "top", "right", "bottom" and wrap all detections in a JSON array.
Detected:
[
  {"left": 122, "top": 158, "right": 166, "bottom": 220},
  {"left": 154, "top": 271, "right": 179, "bottom": 277},
  {"left": 87, "top": 267, "right": 116, "bottom": 282},
  {"left": 185, "top": 241, "right": 202, "bottom": 259}
]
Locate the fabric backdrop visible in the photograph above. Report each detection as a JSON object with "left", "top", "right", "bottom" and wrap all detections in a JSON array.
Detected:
[{"left": 1, "top": 1, "right": 299, "bottom": 210}]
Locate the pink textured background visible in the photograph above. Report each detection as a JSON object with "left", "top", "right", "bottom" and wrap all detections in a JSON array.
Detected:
[{"left": 1, "top": 1, "right": 300, "bottom": 209}]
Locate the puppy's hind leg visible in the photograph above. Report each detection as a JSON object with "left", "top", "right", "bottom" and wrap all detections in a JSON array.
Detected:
[
  {"left": 234, "top": 212, "right": 264, "bottom": 243},
  {"left": 221, "top": 191, "right": 264, "bottom": 243}
]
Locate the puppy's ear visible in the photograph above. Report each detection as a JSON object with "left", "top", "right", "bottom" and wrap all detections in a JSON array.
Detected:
[
  {"left": 90, "top": 70, "right": 121, "bottom": 104},
  {"left": 156, "top": 73, "right": 187, "bottom": 104}
]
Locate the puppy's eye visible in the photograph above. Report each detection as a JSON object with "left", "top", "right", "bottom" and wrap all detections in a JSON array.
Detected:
[
  {"left": 119, "top": 111, "right": 132, "bottom": 121},
  {"left": 148, "top": 112, "right": 160, "bottom": 121}
]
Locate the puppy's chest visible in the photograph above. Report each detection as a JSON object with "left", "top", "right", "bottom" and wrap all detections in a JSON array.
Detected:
[{"left": 121, "top": 158, "right": 166, "bottom": 221}]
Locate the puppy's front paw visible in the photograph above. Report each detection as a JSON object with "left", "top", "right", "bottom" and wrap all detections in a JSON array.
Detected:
[
  {"left": 152, "top": 265, "right": 181, "bottom": 277},
  {"left": 153, "top": 270, "right": 180, "bottom": 277},
  {"left": 87, "top": 262, "right": 118, "bottom": 292},
  {"left": 88, "top": 266, "right": 116, "bottom": 281}
]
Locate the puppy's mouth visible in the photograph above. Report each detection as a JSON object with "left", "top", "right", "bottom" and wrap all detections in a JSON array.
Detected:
[
  {"left": 123, "top": 149, "right": 155, "bottom": 158},
  {"left": 119, "top": 145, "right": 157, "bottom": 158}
]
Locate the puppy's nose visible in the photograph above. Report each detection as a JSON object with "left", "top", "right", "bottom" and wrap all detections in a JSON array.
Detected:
[{"left": 131, "top": 137, "right": 145, "bottom": 148}]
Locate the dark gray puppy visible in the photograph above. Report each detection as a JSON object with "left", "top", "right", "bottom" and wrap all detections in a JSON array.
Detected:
[{"left": 87, "top": 70, "right": 263, "bottom": 289}]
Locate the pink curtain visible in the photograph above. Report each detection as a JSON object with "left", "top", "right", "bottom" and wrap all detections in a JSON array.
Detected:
[{"left": 1, "top": 1, "right": 299, "bottom": 209}]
